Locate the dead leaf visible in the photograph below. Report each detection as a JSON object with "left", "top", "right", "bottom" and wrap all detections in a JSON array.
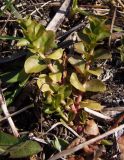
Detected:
[
  {"left": 83, "top": 144, "right": 98, "bottom": 155},
  {"left": 84, "top": 119, "right": 99, "bottom": 136},
  {"left": 118, "top": 135, "right": 124, "bottom": 160}
]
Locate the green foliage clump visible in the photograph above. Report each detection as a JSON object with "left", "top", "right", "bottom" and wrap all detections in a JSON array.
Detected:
[{"left": 15, "top": 16, "right": 110, "bottom": 122}]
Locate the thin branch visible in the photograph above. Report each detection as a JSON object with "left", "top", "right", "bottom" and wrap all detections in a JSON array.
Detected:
[
  {"left": 84, "top": 107, "right": 112, "bottom": 120},
  {"left": 103, "top": 106, "right": 124, "bottom": 112},
  {"left": 116, "top": 0, "right": 124, "bottom": 9},
  {"left": 0, "top": 88, "right": 19, "bottom": 137},
  {"left": 46, "top": 0, "right": 71, "bottom": 31},
  {"left": 108, "top": 7, "right": 117, "bottom": 47},
  {"left": 0, "top": 104, "right": 34, "bottom": 122},
  {"left": 58, "top": 20, "right": 86, "bottom": 41},
  {"left": 30, "top": 1, "right": 51, "bottom": 16},
  {"left": 46, "top": 122, "right": 81, "bottom": 138},
  {"left": 48, "top": 124, "right": 124, "bottom": 160}
]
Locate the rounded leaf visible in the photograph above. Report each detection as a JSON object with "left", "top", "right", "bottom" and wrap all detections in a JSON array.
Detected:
[
  {"left": 68, "top": 56, "right": 85, "bottom": 74},
  {"left": 87, "top": 68, "right": 103, "bottom": 76},
  {"left": 74, "top": 42, "right": 85, "bottom": 54},
  {"left": 47, "top": 48, "right": 64, "bottom": 60},
  {"left": 24, "top": 56, "right": 47, "bottom": 73},
  {"left": 80, "top": 100, "right": 103, "bottom": 111},
  {"left": 49, "top": 72, "right": 62, "bottom": 83},
  {"left": 10, "top": 140, "right": 42, "bottom": 158},
  {"left": 70, "top": 73, "right": 85, "bottom": 92},
  {"left": 17, "top": 39, "right": 30, "bottom": 47},
  {"left": 94, "top": 49, "right": 111, "bottom": 60},
  {"left": 84, "top": 79, "right": 106, "bottom": 92}
]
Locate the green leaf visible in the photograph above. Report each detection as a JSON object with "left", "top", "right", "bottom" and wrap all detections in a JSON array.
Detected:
[
  {"left": 37, "top": 73, "right": 61, "bottom": 92},
  {"left": 24, "top": 55, "right": 47, "bottom": 73},
  {"left": 19, "top": 17, "right": 57, "bottom": 54},
  {"left": 37, "top": 74, "right": 48, "bottom": 88},
  {"left": 80, "top": 100, "right": 103, "bottom": 111},
  {"left": 113, "top": 26, "right": 123, "bottom": 32},
  {"left": 18, "top": 70, "right": 30, "bottom": 87},
  {"left": 6, "top": 69, "right": 29, "bottom": 84},
  {"left": 70, "top": 73, "right": 106, "bottom": 92},
  {"left": 71, "top": 0, "right": 90, "bottom": 16},
  {"left": 44, "top": 104, "right": 56, "bottom": 114},
  {"left": 0, "top": 131, "right": 18, "bottom": 153},
  {"left": 5, "top": 87, "right": 22, "bottom": 106},
  {"left": 17, "top": 39, "right": 30, "bottom": 47},
  {"left": 96, "top": 30, "right": 110, "bottom": 41},
  {"left": 32, "top": 30, "right": 56, "bottom": 54},
  {"left": 74, "top": 42, "right": 85, "bottom": 54},
  {"left": 84, "top": 79, "right": 106, "bottom": 92},
  {"left": 80, "top": 111, "right": 88, "bottom": 124},
  {"left": 9, "top": 140, "right": 42, "bottom": 158},
  {"left": 49, "top": 72, "right": 62, "bottom": 83},
  {"left": 68, "top": 111, "right": 76, "bottom": 122},
  {"left": 41, "top": 83, "right": 53, "bottom": 93},
  {"left": 94, "top": 49, "right": 111, "bottom": 60},
  {"left": 101, "top": 139, "right": 113, "bottom": 146},
  {"left": 0, "top": 132, "right": 42, "bottom": 158},
  {"left": 47, "top": 48, "right": 63, "bottom": 60},
  {"left": 52, "top": 136, "right": 68, "bottom": 152},
  {"left": 52, "top": 136, "right": 62, "bottom": 151},
  {"left": 0, "top": 35, "right": 21, "bottom": 40},
  {"left": 87, "top": 67, "right": 103, "bottom": 76},
  {"left": 34, "top": 23, "right": 45, "bottom": 38},
  {"left": 72, "top": 0, "right": 78, "bottom": 9},
  {"left": 0, "top": 70, "right": 20, "bottom": 83},
  {"left": 58, "top": 85, "right": 72, "bottom": 100},
  {"left": 68, "top": 56, "right": 85, "bottom": 74},
  {"left": 19, "top": 17, "right": 45, "bottom": 42},
  {"left": 70, "top": 72, "right": 85, "bottom": 92}
]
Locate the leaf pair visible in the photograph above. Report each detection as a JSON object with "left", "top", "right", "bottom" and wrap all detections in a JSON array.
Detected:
[
  {"left": 0, "top": 132, "right": 41, "bottom": 158},
  {"left": 70, "top": 72, "right": 106, "bottom": 92},
  {"left": 37, "top": 72, "right": 62, "bottom": 93},
  {"left": 24, "top": 48, "right": 63, "bottom": 74}
]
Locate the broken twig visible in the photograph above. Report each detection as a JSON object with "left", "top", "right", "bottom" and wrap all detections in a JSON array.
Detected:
[
  {"left": 48, "top": 124, "right": 124, "bottom": 160},
  {"left": 0, "top": 87, "right": 19, "bottom": 137},
  {"left": 46, "top": 0, "right": 71, "bottom": 31}
]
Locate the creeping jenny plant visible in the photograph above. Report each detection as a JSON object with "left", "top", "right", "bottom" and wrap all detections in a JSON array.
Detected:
[{"left": 16, "top": 16, "right": 111, "bottom": 123}]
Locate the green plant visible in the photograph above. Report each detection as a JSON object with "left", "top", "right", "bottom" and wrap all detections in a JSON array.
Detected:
[
  {"left": 0, "top": 14, "right": 111, "bottom": 123},
  {"left": 15, "top": 16, "right": 111, "bottom": 123},
  {"left": 0, "top": 131, "right": 41, "bottom": 158},
  {"left": 71, "top": 0, "right": 90, "bottom": 16}
]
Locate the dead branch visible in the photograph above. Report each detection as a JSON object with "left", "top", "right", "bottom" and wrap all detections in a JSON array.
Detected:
[
  {"left": 0, "top": 87, "right": 19, "bottom": 137},
  {"left": 48, "top": 124, "right": 124, "bottom": 160},
  {"left": 46, "top": 0, "right": 71, "bottom": 31}
]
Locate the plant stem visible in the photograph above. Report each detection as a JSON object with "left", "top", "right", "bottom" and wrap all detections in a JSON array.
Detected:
[
  {"left": 5, "top": 0, "right": 22, "bottom": 19},
  {"left": 57, "top": 108, "right": 68, "bottom": 122}
]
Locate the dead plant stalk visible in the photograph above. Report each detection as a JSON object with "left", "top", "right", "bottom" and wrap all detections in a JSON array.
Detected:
[
  {"left": 48, "top": 124, "right": 124, "bottom": 160},
  {"left": 0, "top": 88, "right": 19, "bottom": 137}
]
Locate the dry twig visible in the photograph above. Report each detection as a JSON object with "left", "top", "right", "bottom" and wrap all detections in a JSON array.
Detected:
[
  {"left": 109, "top": 7, "right": 117, "bottom": 47},
  {"left": 48, "top": 124, "right": 124, "bottom": 160},
  {"left": 0, "top": 104, "right": 33, "bottom": 122},
  {"left": 84, "top": 107, "right": 112, "bottom": 120},
  {"left": 0, "top": 87, "right": 19, "bottom": 137},
  {"left": 46, "top": 0, "right": 71, "bottom": 31},
  {"left": 116, "top": 0, "right": 124, "bottom": 9}
]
